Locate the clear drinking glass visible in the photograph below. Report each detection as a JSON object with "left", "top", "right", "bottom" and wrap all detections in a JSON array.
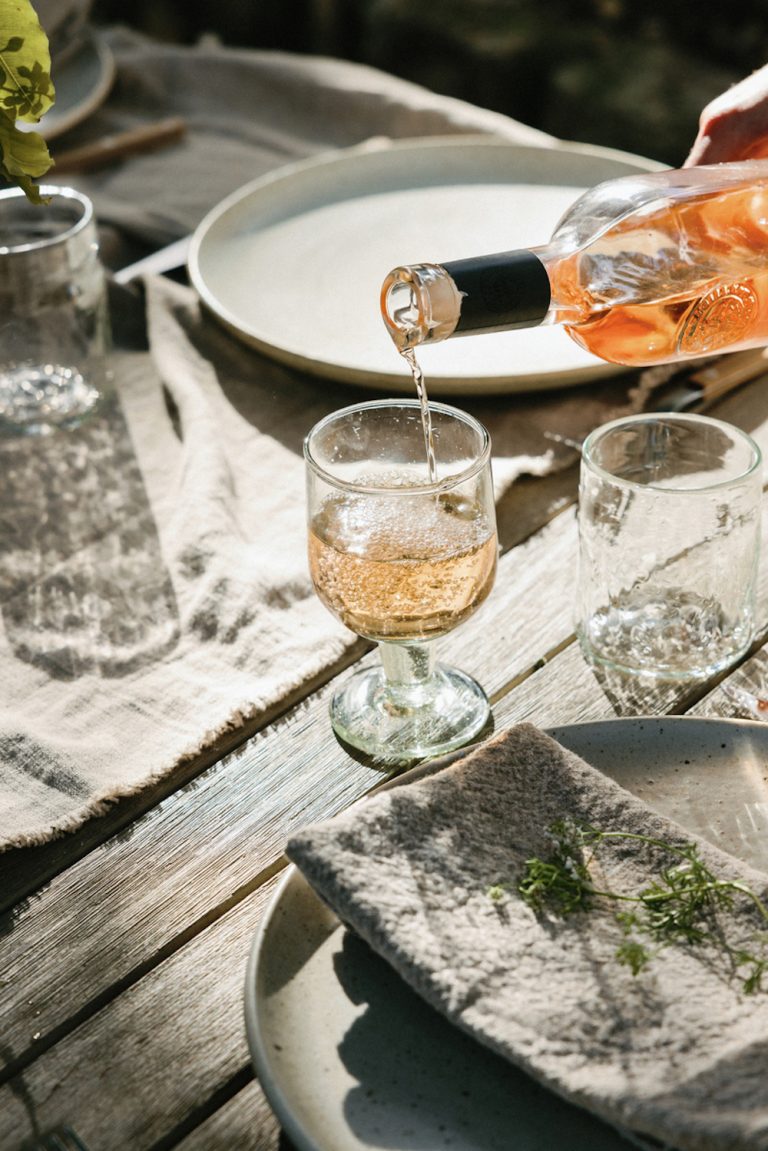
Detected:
[
  {"left": 577, "top": 412, "right": 762, "bottom": 680},
  {"left": 305, "top": 399, "right": 497, "bottom": 760},
  {"left": 0, "top": 184, "right": 111, "bottom": 436}
]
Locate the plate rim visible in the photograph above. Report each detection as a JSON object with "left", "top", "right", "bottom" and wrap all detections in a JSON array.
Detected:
[
  {"left": 189, "top": 135, "right": 665, "bottom": 395},
  {"left": 38, "top": 26, "right": 115, "bottom": 140},
  {"left": 245, "top": 714, "right": 768, "bottom": 1151}
]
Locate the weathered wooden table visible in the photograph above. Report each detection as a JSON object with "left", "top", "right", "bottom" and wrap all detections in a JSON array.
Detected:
[{"left": 2, "top": 357, "right": 768, "bottom": 1150}]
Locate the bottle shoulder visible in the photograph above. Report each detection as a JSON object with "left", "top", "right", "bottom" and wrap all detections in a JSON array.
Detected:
[{"left": 551, "top": 160, "right": 768, "bottom": 249}]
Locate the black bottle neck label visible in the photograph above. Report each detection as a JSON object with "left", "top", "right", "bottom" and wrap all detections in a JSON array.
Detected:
[{"left": 442, "top": 250, "right": 551, "bottom": 333}]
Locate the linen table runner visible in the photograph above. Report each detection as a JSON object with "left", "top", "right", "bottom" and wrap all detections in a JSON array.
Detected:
[{"left": 0, "top": 277, "right": 363, "bottom": 848}]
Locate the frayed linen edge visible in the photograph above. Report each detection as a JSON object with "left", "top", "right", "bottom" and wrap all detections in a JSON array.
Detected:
[{"left": 0, "top": 633, "right": 359, "bottom": 853}]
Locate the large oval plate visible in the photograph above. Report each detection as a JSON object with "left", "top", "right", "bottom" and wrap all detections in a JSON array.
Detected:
[
  {"left": 245, "top": 717, "right": 768, "bottom": 1151},
  {"left": 189, "top": 137, "right": 663, "bottom": 395}
]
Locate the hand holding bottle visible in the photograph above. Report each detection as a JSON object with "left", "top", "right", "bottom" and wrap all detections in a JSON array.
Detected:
[
  {"left": 382, "top": 69, "right": 768, "bottom": 372},
  {"left": 687, "top": 63, "right": 768, "bottom": 165}
]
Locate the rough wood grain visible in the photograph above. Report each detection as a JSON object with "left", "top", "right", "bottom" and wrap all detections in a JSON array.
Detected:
[
  {"left": 0, "top": 875, "right": 280, "bottom": 1151},
  {"left": 6, "top": 439, "right": 768, "bottom": 1077},
  {"left": 5, "top": 373, "right": 768, "bottom": 1150},
  {"left": 688, "top": 644, "right": 768, "bottom": 720},
  {"left": 174, "top": 1080, "right": 283, "bottom": 1151},
  {"left": 0, "top": 638, "right": 368, "bottom": 912},
  {"left": 0, "top": 513, "right": 582, "bottom": 1075}
]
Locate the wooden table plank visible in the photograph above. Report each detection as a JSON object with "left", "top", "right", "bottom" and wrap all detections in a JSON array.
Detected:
[
  {"left": 174, "top": 1080, "right": 283, "bottom": 1151},
  {"left": 5, "top": 423, "right": 768, "bottom": 1078},
  {"left": 0, "top": 876, "right": 280, "bottom": 1151},
  {"left": 0, "top": 512, "right": 583, "bottom": 1074},
  {"left": 688, "top": 644, "right": 768, "bottom": 720},
  {"left": 5, "top": 373, "right": 768, "bottom": 910},
  {"left": 5, "top": 369, "right": 768, "bottom": 1151}
]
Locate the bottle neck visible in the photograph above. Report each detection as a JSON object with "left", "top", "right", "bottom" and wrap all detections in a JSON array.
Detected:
[
  {"left": 380, "top": 262, "right": 464, "bottom": 350},
  {"left": 442, "top": 249, "right": 552, "bottom": 335},
  {"left": 380, "top": 252, "right": 553, "bottom": 352}
]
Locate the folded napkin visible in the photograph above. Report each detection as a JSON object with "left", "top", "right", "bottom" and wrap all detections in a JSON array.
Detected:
[{"left": 287, "top": 724, "right": 768, "bottom": 1151}]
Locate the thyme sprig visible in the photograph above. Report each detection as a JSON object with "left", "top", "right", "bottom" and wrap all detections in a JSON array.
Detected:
[{"left": 494, "top": 819, "right": 768, "bottom": 994}]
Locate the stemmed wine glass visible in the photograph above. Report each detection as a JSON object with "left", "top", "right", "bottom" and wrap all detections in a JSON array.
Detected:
[{"left": 304, "top": 399, "right": 497, "bottom": 761}]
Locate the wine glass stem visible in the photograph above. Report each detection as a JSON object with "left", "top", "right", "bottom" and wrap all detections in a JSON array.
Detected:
[{"left": 378, "top": 640, "right": 437, "bottom": 709}]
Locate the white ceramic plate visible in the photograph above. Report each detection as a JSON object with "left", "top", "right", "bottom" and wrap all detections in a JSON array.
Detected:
[
  {"left": 245, "top": 717, "right": 768, "bottom": 1151},
  {"left": 189, "top": 137, "right": 664, "bottom": 395},
  {"left": 27, "top": 27, "right": 115, "bottom": 140}
]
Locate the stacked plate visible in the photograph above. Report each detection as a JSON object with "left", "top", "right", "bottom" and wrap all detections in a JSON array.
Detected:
[{"left": 27, "top": 0, "right": 115, "bottom": 138}]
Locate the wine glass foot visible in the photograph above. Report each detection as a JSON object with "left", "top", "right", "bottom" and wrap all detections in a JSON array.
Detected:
[{"left": 329, "top": 662, "right": 490, "bottom": 763}]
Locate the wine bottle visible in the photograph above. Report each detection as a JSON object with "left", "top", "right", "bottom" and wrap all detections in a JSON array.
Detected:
[{"left": 380, "top": 161, "right": 768, "bottom": 368}]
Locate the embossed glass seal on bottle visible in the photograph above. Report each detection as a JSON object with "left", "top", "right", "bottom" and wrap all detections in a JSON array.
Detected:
[{"left": 380, "top": 161, "right": 768, "bottom": 368}]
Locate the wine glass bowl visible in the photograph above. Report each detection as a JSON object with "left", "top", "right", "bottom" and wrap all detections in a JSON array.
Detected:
[{"left": 305, "top": 399, "right": 497, "bottom": 761}]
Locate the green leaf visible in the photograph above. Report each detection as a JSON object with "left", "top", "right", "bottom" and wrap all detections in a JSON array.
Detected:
[
  {"left": 0, "top": 0, "right": 54, "bottom": 123},
  {"left": 0, "top": 107, "right": 52, "bottom": 199},
  {"left": 615, "top": 938, "right": 651, "bottom": 976},
  {"left": 0, "top": 2, "right": 54, "bottom": 197}
]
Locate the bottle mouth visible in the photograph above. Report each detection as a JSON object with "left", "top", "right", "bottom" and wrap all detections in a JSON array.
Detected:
[{"left": 380, "top": 263, "right": 462, "bottom": 351}]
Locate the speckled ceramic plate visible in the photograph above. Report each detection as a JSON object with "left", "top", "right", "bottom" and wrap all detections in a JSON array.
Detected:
[
  {"left": 190, "top": 137, "right": 663, "bottom": 395},
  {"left": 244, "top": 717, "right": 768, "bottom": 1151}
]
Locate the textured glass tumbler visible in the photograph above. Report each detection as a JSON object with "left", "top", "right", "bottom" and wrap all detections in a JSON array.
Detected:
[
  {"left": 305, "top": 399, "right": 497, "bottom": 761},
  {"left": 577, "top": 413, "right": 762, "bottom": 681},
  {"left": 0, "top": 184, "right": 111, "bottom": 436}
]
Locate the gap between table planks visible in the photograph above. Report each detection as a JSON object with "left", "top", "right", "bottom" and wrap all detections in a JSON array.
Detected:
[
  {"left": 3, "top": 377, "right": 768, "bottom": 1149},
  {"left": 3, "top": 379, "right": 764, "bottom": 1058},
  {"left": 0, "top": 509, "right": 582, "bottom": 1078},
  {"left": 0, "top": 876, "right": 283, "bottom": 1150},
  {"left": 4, "top": 374, "right": 765, "bottom": 908}
]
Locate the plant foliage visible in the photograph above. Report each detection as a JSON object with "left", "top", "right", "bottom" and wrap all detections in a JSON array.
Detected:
[
  {"left": 0, "top": 0, "right": 54, "bottom": 201},
  {"left": 499, "top": 818, "right": 768, "bottom": 994}
]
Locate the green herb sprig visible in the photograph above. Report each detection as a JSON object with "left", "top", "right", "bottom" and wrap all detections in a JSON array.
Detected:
[{"left": 493, "top": 819, "right": 768, "bottom": 994}]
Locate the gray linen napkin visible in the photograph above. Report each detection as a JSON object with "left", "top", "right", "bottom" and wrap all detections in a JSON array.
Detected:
[{"left": 287, "top": 724, "right": 768, "bottom": 1151}]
